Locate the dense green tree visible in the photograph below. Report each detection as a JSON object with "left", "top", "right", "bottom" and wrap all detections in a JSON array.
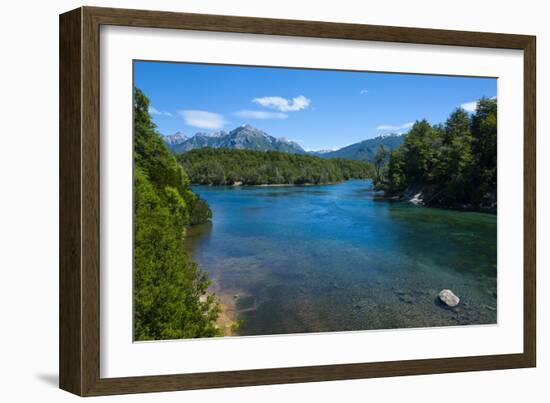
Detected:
[
  {"left": 373, "top": 144, "right": 389, "bottom": 185},
  {"left": 133, "top": 87, "right": 220, "bottom": 340},
  {"left": 376, "top": 98, "right": 497, "bottom": 211},
  {"left": 385, "top": 148, "right": 407, "bottom": 194},
  {"left": 401, "top": 119, "right": 442, "bottom": 184},
  {"left": 437, "top": 109, "right": 473, "bottom": 180},
  {"left": 430, "top": 109, "right": 475, "bottom": 204},
  {"left": 470, "top": 97, "right": 497, "bottom": 206},
  {"left": 178, "top": 148, "right": 374, "bottom": 186}
]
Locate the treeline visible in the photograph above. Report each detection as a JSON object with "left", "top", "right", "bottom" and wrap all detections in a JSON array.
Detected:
[
  {"left": 178, "top": 148, "right": 374, "bottom": 185},
  {"left": 133, "top": 88, "right": 220, "bottom": 341},
  {"left": 374, "top": 97, "right": 497, "bottom": 211}
]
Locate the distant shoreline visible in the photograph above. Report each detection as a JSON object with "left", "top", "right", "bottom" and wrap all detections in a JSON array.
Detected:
[
  {"left": 179, "top": 148, "right": 374, "bottom": 188},
  {"left": 191, "top": 179, "right": 372, "bottom": 188}
]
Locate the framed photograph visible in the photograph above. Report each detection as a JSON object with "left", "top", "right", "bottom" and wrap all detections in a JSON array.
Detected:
[{"left": 59, "top": 6, "right": 536, "bottom": 396}]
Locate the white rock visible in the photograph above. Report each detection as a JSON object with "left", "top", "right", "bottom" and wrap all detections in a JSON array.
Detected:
[
  {"left": 409, "top": 192, "right": 424, "bottom": 205},
  {"left": 438, "top": 289, "right": 460, "bottom": 307}
]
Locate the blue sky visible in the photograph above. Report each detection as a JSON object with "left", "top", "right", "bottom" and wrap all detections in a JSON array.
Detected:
[{"left": 134, "top": 61, "right": 496, "bottom": 151}]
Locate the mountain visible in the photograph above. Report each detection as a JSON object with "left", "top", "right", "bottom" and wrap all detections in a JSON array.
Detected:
[
  {"left": 162, "top": 132, "right": 188, "bottom": 147},
  {"left": 171, "top": 131, "right": 228, "bottom": 152},
  {"left": 167, "top": 125, "right": 306, "bottom": 154},
  {"left": 320, "top": 133, "right": 406, "bottom": 162}
]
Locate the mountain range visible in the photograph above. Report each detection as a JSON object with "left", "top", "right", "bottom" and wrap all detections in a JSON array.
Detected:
[
  {"left": 163, "top": 124, "right": 405, "bottom": 163},
  {"left": 320, "top": 133, "right": 405, "bottom": 161},
  {"left": 167, "top": 125, "right": 305, "bottom": 155}
]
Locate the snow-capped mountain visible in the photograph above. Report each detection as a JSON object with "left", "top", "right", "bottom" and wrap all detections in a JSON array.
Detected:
[{"left": 165, "top": 125, "right": 306, "bottom": 154}]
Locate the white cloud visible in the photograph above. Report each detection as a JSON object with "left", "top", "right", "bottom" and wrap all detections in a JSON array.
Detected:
[
  {"left": 179, "top": 110, "right": 227, "bottom": 129},
  {"left": 253, "top": 95, "right": 311, "bottom": 112},
  {"left": 460, "top": 101, "right": 478, "bottom": 113},
  {"left": 460, "top": 96, "right": 497, "bottom": 113},
  {"left": 376, "top": 122, "right": 414, "bottom": 131},
  {"left": 148, "top": 106, "right": 161, "bottom": 115},
  {"left": 359, "top": 89, "right": 369, "bottom": 95},
  {"left": 233, "top": 110, "right": 288, "bottom": 120},
  {"left": 148, "top": 106, "right": 172, "bottom": 117}
]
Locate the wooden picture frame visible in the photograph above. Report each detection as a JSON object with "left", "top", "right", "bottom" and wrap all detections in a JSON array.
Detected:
[{"left": 59, "top": 6, "right": 536, "bottom": 396}]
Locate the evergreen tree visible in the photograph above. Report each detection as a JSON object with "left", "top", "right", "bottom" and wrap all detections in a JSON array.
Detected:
[
  {"left": 470, "top": 97, "right": 497, "bottom": 205},
  {"left": 373, "top": 144, "right": 389, "bottom": 185},
  {"left": 133, "top": 87, "right": 220, "bottom": 340},
  {"left": 376, "top": 98, "right": 497, "bottom": 211},
  {"left": 178, "top": 148, "right": 374, "bottom": 186}
]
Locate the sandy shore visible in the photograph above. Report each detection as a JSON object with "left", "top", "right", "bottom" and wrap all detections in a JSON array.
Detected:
[{"left": 208, "top": 278, "right": 240, "bottom": 336}]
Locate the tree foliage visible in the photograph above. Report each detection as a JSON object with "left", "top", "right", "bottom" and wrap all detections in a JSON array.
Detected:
[
  {"left": 178, "top": 148, "right": 374, "bottom": 186},
  {"left": 373, "top": 144, "right": 389, "bottom": 182},
  {"left": 376, "top": 98, "right": 497, "bottom": 211},
  {"left": 133, "top": 87, "right": 219, "bottom": 340}
]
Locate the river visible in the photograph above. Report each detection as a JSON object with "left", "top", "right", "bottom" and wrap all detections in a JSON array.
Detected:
[{"left": 185, "top": 180, "right": 497, "bottom": 336}]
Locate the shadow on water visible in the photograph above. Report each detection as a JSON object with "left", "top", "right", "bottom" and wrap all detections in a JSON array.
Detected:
[
  {"left": 184, "top": 221, "right": 213, "bottom": 255},
  {"left": 187, "top": 180, "right": 497, "bottom": 336}
]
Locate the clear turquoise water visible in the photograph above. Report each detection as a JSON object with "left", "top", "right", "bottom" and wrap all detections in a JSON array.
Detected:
[{"left": 186, "top": 180, "right": 497, "bottom": 336}]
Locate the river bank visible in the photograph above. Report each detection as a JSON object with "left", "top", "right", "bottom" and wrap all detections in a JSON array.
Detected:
[
  {"left": 195, "top": 181, "right": 345, "bottom": 188},
  {"left": 206, "top": 278, "right": 240, "bottom": 336},
  {"left": 374, "top": 183, "right": 497, "bottom": 214}
]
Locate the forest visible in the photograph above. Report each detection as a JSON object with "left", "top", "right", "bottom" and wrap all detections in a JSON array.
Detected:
[
  {"left": 178, "top": 148, "right": 375, "bottom": 186},
  {"left": 133, "top": 88, "right": 221, "bottom": 341},
  {"left": 373, "top": 97, "right": 497, "bottom": 211}
]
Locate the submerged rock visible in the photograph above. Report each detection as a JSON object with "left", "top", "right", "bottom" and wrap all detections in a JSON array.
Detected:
[
  {"left": 399, "top": 294, "right": 414, "bottom": 304},
  {"left": 438, "top": 289, "right": 460, "bottom": 307}
]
